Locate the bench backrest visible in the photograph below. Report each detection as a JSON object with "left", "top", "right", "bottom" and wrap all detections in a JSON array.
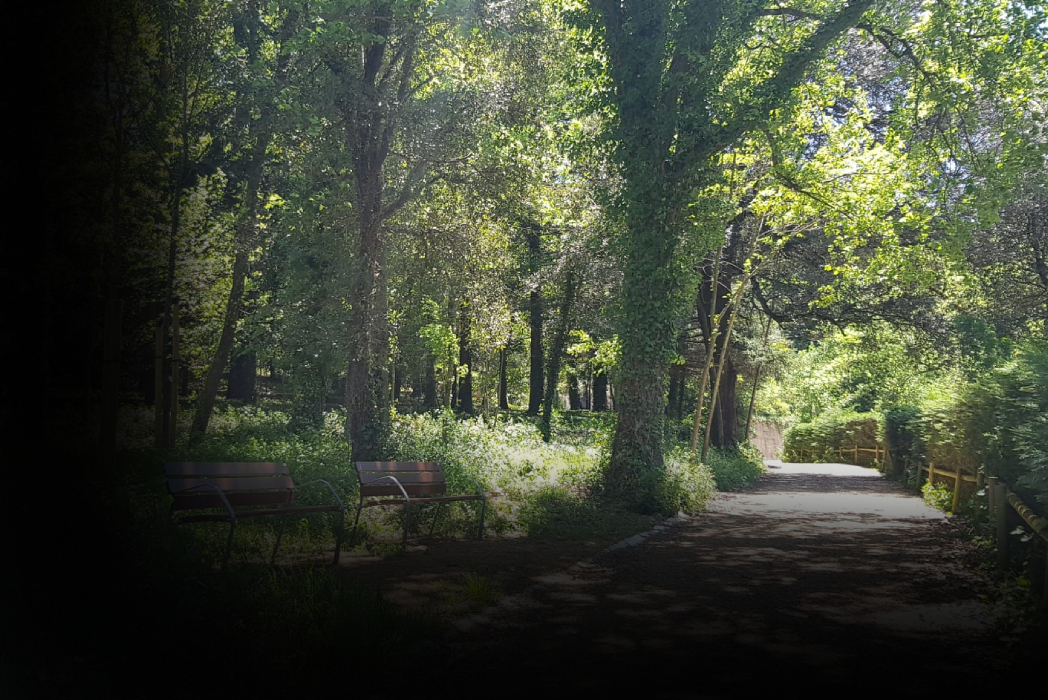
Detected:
[
  {"left": 165, "top": 462, "right": 295, "bottom": 511},
  {"left": 355, "top": 462, "right": 447, "bottom": 498}
]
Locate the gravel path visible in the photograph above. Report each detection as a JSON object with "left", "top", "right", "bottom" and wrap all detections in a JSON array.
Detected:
[{"left": 397, "top": 462, "right": 1020, "bottom": 697}]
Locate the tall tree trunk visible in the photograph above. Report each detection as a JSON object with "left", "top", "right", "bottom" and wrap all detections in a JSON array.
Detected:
[
  {"left": 527, "top": 288, "right": 544, "bottom": 415},
  {"left": 592, "top": 369, "right": 608, "bottom": 411},
  {"left": 338, "top": 6, "right": 422, "bottom": 459},
  {"left": 457, "top": 300, "right": 474, "bottom": 415},
  {"left": 666, "top": 360, "right": 686, "bottom": 420},
  {"left": 345, "top": 234, "right": 391, "bottom": 459},
  {"left": 345, "top": 169, "right": 391, "bottom": 460},
  {"left": 227, "top": 350, "right": 256, "bottom": 403},
  {"left": 541, "top": 268, "right": 577, "bottom": 441},
  {"left": 567, "top": 370, "right": 582, "bottom": 410},
  {"left": 422, "top": 354, "right": 437, "bottom": 409},
  {"left": 605, "top": 195, "right": 683, "bottom": 504}
]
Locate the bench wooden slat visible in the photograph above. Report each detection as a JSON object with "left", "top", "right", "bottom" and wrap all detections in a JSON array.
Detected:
[
  {"left": 358, "top": 472, "right": 446, "bottom": 485},
  {"left": 168, "top": 476, "right": 295, "bottom": 494},
  {"left": 165, "top": 462, "right": 290, "bottom": 477},
  {"left": 355, "top": 461, "right": 442, "bottom": 472},
  {"left": 359, "top": 483, "right": 449, "bottom": 497},
  {"left": 172, "top": 490, "right": 296, "bottom": 510}
]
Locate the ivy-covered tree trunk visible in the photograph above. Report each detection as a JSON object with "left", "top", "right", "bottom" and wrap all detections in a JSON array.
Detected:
[
  {"left": 605, "top": 196, "right": 683, "bottom": 501},
  {"left": 592, "top": 0, "right": 877, "bottom": 508}
]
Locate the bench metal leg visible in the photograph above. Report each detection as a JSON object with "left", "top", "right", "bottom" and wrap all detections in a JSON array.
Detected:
[
  {"left": 349, "top": 499, "right": 365, "bottom": 549},
  {"left": 223, "top": 518, "right": 237, "bottom": 571},
  {"left": 271, "top": 516, "right": 288, "bottom": 565},
  {"left": 332, "top": 507, "right": 345, "bottom": 565},
  {"left": 402, "top": 500, "right": 411, "bottom": 546},
  {"left": 429, "top": 503, "right": 445, "bottom": 538}
]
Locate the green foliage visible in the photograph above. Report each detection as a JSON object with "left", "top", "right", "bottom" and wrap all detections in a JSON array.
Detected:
[
  {"left": 777, "top": 325, "right": 942, "bottom": 421},
  {"left": 913, "top": 382, "right": 982, "bottom": 477},
  {"left": 884, "top": 405, "right": 923, "bottom": 476},
  {"left": 783, "top": 410, "right": 883, "bottom": 464},
  {"left": 389, "top": 409, "right": 607, "bottom": 502},
  {"left": 704, "top": 445, "right": 767, "bottom": 492},
  {"left": 921, "top": 481, "right": 954, "bottom": 513},
  {"left": 967, "top": 340, "right": 1048, "bottom": 508},
  {"left": 518, "top": 485, "right": 613, "bottom": 539}
]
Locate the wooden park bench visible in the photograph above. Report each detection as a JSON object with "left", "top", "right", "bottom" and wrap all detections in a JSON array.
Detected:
[
  {"left": 165, "top": 462, "right": 345, "bottom": 568},
  {"left": 349, "top": 462, "right": 486, "bottom": 547}
]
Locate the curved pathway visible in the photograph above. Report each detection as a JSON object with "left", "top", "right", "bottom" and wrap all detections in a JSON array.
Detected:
[{"left": 414, "top": 462, "right": 1019, "bottom": 697}]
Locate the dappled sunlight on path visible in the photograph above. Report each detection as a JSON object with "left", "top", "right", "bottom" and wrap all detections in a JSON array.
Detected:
[{"left": 405, "top": 462, "right": 1018, "bottom": 698}]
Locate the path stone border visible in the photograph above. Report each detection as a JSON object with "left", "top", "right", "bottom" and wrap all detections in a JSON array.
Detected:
[{"left": 442, "top": 511, "right": 690, "bottom": 639}]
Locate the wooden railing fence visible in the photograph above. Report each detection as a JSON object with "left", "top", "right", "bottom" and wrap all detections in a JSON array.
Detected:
[{"left": 986, "top": 476, "right": 1048, "bottom": 602}]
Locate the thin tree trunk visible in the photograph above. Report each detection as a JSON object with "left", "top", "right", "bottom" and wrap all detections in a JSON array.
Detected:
[
  {"left": 528, "top": 288, "right": 544, "bottom": 415},
  {"left": 160, "top": 129, "right": 188, "bottom": 448},
  {"left": 702, "top": 283, "right": 744, "bottom": 461},
  {"left": 743, "top": 316, "right": 773, "bottom": 442},
  {"left": 666, "top": 358, "right": 686, "bottom": 420},
  {"left": 498, "top": 347, "right": 508, "bottom": 410},
  {"left": 423, "top": 354, "right": 437, "bottom": 409},
  {"left": 691, "top": 246, "right": 723, "bottom": 455},
  {"left": 457, "top": 300, "right": 474, "bottom": 415},
  {"left": 526, "top": 222, "right": 544, "bottom": 415},
  {"left": 190, "top": 134, "right": 268, "bottom": 437}
]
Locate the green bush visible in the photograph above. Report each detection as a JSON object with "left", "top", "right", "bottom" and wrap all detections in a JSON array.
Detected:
[
  {"left": 885, "top": 405, "right": 923, "bottom": 477},
  {"left": 662, "top": 447, "right": 718, "bottom": 510},
  {"left": 915, "top": 384, "right": 981, "bottom": 479},
  {"left": 704, "top": 444, "right": 766, "bottom": 491},
  {"left": 921, "top": 481, "right": 953, "bottom": 513},
  {"left": 783, "top": 410, "right": 883, "bottom": 464},
  {"left": 967, "top": 340, "right": 1048, "bottom": 509}
]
